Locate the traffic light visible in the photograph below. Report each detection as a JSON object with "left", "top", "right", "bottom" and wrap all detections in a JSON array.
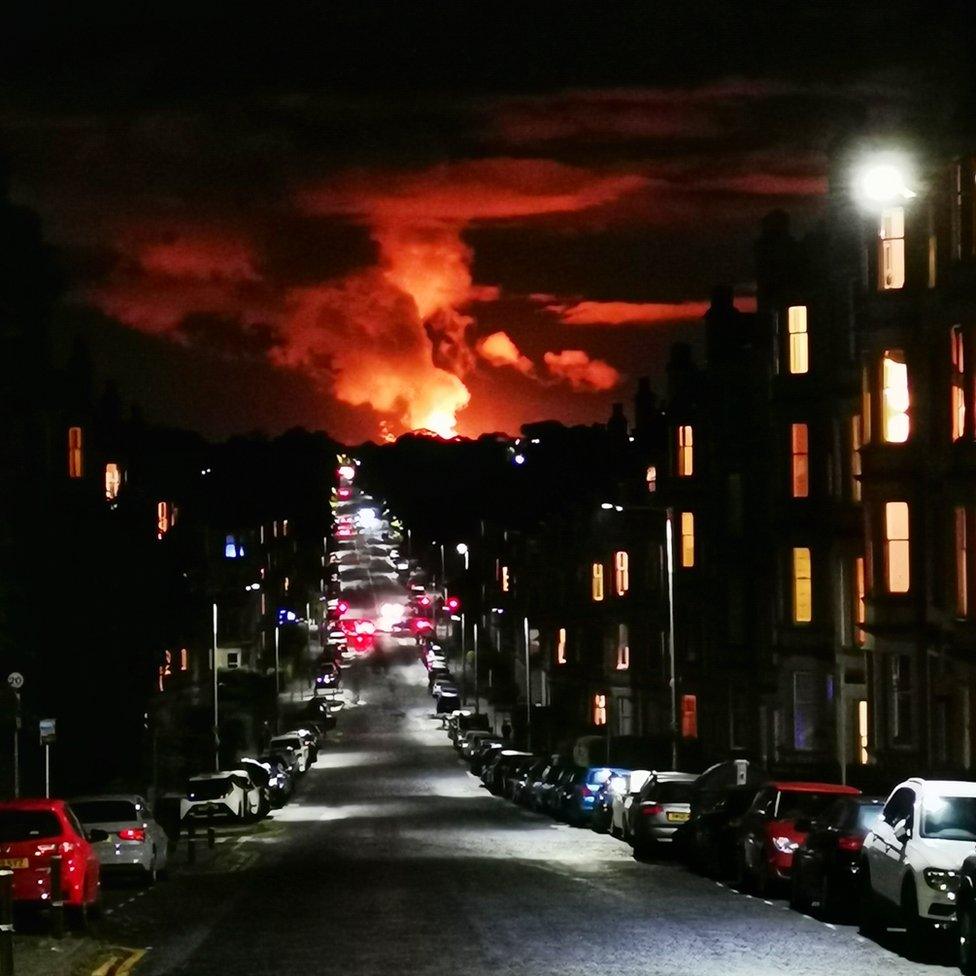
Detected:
[{"left": 445, "top": 596, "right": 461, "bottom": 613}]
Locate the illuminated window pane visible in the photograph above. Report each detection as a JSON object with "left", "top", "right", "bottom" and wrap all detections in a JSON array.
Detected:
[
  {"left": 952, "top": 326, "right": 966, "bottom": 441},
  {"left": 614, "top": 550, "right": 629, "bottom": 595},
  {"left": 556, "top": 627, "right": 567, "bottom": 665},
  {"left": 157, "top": 501, "right": 171, "bottom": 540},
  {"left": 854, "top": 556, "right": 866, "bottom": 646},
  {"left": 879, "top": 206, "right": 906, "bottom": 290},
  {"left": 861, "top": 366, "right": 872, "bottom": 444},
  {"left": 180, "top": 648, "right": 189, "bottom": 672},
  {"left": 616, "top": 623, "right": 629, "bottom": 670},
  {"left": 593, "top": 693, "right": 607, "bottom": 726},
  {"left": 851, "top": 416, "right": 862, "bottom": 502},
  {"left": 858, "top": 699, "right": 869, "bottom": 764},
  {"left": 881, "top": 350, "right": 910, "bottom": 443},
  {"left": 501, "top": 566, "right": 510, "bottom": 592},
  {"left": 67, "top": 426, "right": 83, "bottom": 478},
  {"left": 592, "top": 563, "right": 605, "bottom": 602},
  {"left": 104, "top": 462, "right": 122, "bottom": 501},
  {"left": 956, "top": 506, "right": 969, "bottom": 617},
  {"left": 646, "top": 465, "right": 657, "bottom": 493},
  {"left": 884, "top": 501, "right": 910, "bottom": 593},
  {"left": 792, "top": 547, "right": 812, "bottom": 624},
  {"left": 680, "top": 512, "right": 695, "bottom": 568},
  {"left": 677, "top": 425, "right": 694, "bottom": 477},
  {"left": 790, "top": 423, "right": 809, "bottom": 498},
  {"left": 681, "top": 694, "right": 698, "bottom": 739},
  {"left": 787, "top": 306, "right": 809, "bottom": 374}
]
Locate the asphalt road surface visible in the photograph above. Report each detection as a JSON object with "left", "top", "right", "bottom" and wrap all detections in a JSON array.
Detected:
[{"left": 91, "top": 658, "right": 959, "bottom": 976}]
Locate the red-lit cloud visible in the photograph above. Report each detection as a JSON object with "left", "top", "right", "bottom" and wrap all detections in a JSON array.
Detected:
[
  {"left": 555, "top": 296, "right": 757, "bottom": 326},
  {"left": 476, "top": 331, "right": 535, "bottom": 376},
  {"left": 543, "top": 350, "right": 622, "bottom": 392}
]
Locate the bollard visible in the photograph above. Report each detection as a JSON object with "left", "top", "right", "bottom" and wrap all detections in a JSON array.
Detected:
[
  {"left": 49, "top": 854, "right": 64, "bottom": 939},
  {"left": 0, "top": 869, "right": 13, "bottom": 976},
  {"left": 207, "top": 826, "right": 215, "bottom": 850},
  {"left": 187, "top": 822, "right": 196, "bottom": 865}
]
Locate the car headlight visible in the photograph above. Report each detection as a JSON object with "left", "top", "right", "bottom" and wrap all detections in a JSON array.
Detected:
[
  {"left": 772, "top": 836, "right": 799, "bottom": 854},
  {"left": 924, "top": 869, "right": 961, "bottom": 893}
]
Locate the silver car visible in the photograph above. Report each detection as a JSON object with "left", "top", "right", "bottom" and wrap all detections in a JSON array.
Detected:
[
  {"left": 70, "top": 794, "right": 170, "bottom": 884},
  {"left": 628, "top": 772, "right": 697, "bottom": 856}
]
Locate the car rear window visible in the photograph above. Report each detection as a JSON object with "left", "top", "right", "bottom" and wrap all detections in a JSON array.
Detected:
[
  {"left": 776, "top": 791, "right": 844, "bottom": 820},
  {"left": 0, "top": 811, "right": 61, "bottom": 842},
  {"left": 856, "top": 804, "right": 883, "bottom": 832},
  {"left": 71, "top": 801, "right": 138, "bottom": 824},
  {"left": 186, "top": 777, "right": 233, "bottom": 800},
  {"left": 656, "top": 782, "right": 693, "bottom": 804}
]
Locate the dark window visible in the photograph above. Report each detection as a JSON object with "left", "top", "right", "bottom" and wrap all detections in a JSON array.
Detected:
[
  {"left": 0, "top": 811, "right": 61, "bottom": 842},
  {"left": 70, "top": 801, "right": 138, "bottom": 824},
  {"left": 186, "top": 777, "right": 233, "bottom": 800},
  {"left": 655, "top": 782, "right": 693, "bottom": 804},
  {"left": 775, "top": 791, "right": 847, "bottom": 821},
  {"left": 882, "top": 787, "right": 915, "bottom": 826}
]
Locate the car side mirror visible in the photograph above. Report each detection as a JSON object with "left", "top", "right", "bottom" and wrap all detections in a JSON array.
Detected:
[
  {"left": 893, "top": 818, "right": 911, "bottom": 842},
  {"left": 87, "top": 828, "right": 109, "bottom": 843}
]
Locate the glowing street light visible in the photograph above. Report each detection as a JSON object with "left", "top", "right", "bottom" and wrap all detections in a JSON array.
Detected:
[{"left": 855, "top": 158, "right": 916, "bottom": 205}]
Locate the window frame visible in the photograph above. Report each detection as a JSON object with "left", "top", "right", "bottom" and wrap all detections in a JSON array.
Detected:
[
  {"left": 790, "top": 422, "right": 809, "bottom": 498},
  {"left": 787, "top": 305, "right": 809, "bottom": 374},
  {"left": 791, "top": 547, "right": 813, "bottom": 624},
  {"left": 883, "top": 501, "right": 911, "bottom": 594}
]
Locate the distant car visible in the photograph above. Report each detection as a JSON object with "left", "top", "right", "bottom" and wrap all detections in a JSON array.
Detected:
[
  {"left": 512, "top": 758, "right": 548, "bottom": 805},
  {"left": 269, "top": 734, "right": 310, "bottom": 773},
  {"left": 735, "top": 781, "right": 860, "bottom": 894},
  {"left": 257, "top": 754, "right": 295, "bottom": 806},
  {"left": 789, "top": 795, "right": 883, "bottom": 918},
  {"left": 610, "top": 770, "right": 651, "bottom": 841},
  {"left": 180, "top": 772, "right": 255, "bottom": 823},
  {"left": 589, "top": 776, "right": 625, "bottom": 834},
  {"left": 861, "top": 778, "right": 976, "bottom": 941},
  {"left": 470, "top": 739, "right": 505, "bottom": 776},
  {"left": 462, "top": 731, "right": 496, "bottom": 761},
  {"left": 530, "top": 760, "right": 571, "bottom": 813},
  {"left": 559, "top": 766, "right": 630, "bottom": 825},
  {"left": 315, "top": 661, "right": 341, "bottom": 690},
  {"left": 629, "top": 772, "right": 697, "bottom": 856},
  {"left": 0, "top": 799, "right": 104, "bottom": 923},
  {"left": 69, "top": 794, "right": 170, "bottom": 884},
  {"left": 678, "top": 784, "right": 760, "bottom": 877}
]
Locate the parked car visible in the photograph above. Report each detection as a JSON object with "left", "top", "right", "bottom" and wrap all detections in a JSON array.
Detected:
[
  {"left": 314, "top": 661, "right": 341, "bottom": 690},
  {"left": 486, "top": 751, "right": 532, "bottom": 795},
  {"left": 610, "top": 770, "right": 651, "bottom": 840},
  {"left": 462, "top": 731, "right": 498, "bottom": 762},
  {"left": 180, "top": 771, "right": 258, "bottom": 823},
  {"left": 69, "top": 794, "right": 170, "bottom": 884},
  {"left": 511, "top": 758, "right": 547, "bottom": 805},
  {"left": 269, "top": 733, "right": 310, "bottom": 773},
  {"left": 436, "top": 689, "right": 461, "bottom": 714},
  {"left": 449, "top": 711, "right": 490, "bottom": 746},
  {"left": 471, "top": 739, "right": 505, "bottom": 776},
  {"left": 677, "top": 784, "right": 761, "bottom": 877},
  {"left": 590, "top": 773, "right": 628, "bottom": 834},
  {"left": 0, "top": 799, "right": 103, "bottom": 923},
  {"left": 239, "top": 759, "right": 274, "bottom": 817},
  {"left": 735, "top": 781, "right": 860, "bottom": 894},
  {"left": 957, "top": 854, "right": 976, "bottom": 973},
  {"left": 861, "top": 778, "right": 976, "bottom": 940},
  {"left": 530, "top": 760, "right": 572, "bottom": 813},
  {"left": 789, "top": 795, "right": 883, "bottom": 918},
  {"left": 629, "top": 772, "right": 697, "bottom": 856},
  {"left": 560, "top": 765, "right": 630, "bottom": 825},
  {"left": 257, "top": 754, "right": 295, "bottom": 806}
]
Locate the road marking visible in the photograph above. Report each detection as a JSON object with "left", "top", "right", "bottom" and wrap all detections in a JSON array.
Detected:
[
  {"left": 91, "top": 957, "right": 119, "bottom": 976},
  {"left": 117, "top": 947, "right": 148, "bottom": 975}
]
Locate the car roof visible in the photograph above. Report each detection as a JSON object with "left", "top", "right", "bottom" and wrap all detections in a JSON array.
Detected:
[
  {"left": 648, "top": 771, "right": 697, "bottom": 782},
  {"left": 0, "top": 798, "right": 66, "bottom": 812},
  {"left": 904, "top": 778, "right": 976, "bottom": 796},
  {"left": 768, "top": 781, "right": 860, "bottom": 794}
]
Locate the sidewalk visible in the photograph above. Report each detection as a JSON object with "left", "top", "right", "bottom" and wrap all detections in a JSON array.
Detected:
[{"left": 8, "top": 932, "right": 142, "bottom": 976}]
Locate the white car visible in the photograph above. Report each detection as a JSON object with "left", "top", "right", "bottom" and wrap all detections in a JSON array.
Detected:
[
  {"left": 269, "top": 734, "right": 310, "bottom": 774},
  {"left": 861, "top": 777, "right": 976, "bottom": 936},
  {"left": 610, "top": 769, "right": 651, "bottom": 840},
  {"left": 180, "top": 771, "right": 260, "bottom": 823},
  {"left": 70, "top": 794, "right": 170, "bottom": 884}
]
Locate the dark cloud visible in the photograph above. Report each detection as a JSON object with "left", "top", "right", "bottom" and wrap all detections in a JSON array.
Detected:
[{"left": 174, "top": 313, "right": 284, "bottom": 360}]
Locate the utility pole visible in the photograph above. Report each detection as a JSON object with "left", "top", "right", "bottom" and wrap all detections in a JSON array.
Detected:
[
  {"left": 523, "top": 616, "right": 531, "bottom": 750},
  {"left": 211, "top": 602, "right": 220, "bottom": 772},
  {"left": 665, "top": 510, "right": 678, "bottom": 769},
  {"left": 473, "top": 621, "right": 479, "bottom": 714},
  {"left": 274, "top": 624, "right": 281, "bottom": 733}
]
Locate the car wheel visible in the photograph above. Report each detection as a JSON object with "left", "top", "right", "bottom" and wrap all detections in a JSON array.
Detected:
[{"left": 960, "top": 903, "right": 976, "bottom": 975}]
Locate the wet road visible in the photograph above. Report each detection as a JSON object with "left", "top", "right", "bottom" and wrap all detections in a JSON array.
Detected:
[{"left": 96, "top": 658, "right": 957, "bottom": 976}]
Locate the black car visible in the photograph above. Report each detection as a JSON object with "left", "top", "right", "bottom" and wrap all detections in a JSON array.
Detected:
[
  {"left": 958, "top": 854, "right": 976, "bottom": 974},
  {"left": 589, "top": 780, "right": 615, "bottom": 834},
  {"left": 789, "top": 795, "right": 883, "bottom": 918},
  {"left": 678, "top": 785, "right": 760, "bottom": 877}
]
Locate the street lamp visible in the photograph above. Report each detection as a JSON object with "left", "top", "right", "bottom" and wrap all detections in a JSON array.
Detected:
[
  {"left": 854, "top": 155, "right": 916, "bottom": 206},
  {"left": 456, "top": 542, "right": 469, "bottom": 571}
]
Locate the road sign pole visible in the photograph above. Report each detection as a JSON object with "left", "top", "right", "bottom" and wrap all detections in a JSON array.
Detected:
[
  {"left": 12, "top": 692, "right": 19, "bottom": 800},
  {"left": 44, "top": 743, "right": 50, "bottom": 798}
]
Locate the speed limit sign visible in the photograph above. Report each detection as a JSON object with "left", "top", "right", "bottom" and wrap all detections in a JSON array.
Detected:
[{"left": 6, "top": 672, "right": 24, "bottom": 690}]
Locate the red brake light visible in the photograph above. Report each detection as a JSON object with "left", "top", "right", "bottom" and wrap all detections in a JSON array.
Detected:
[
  {"left": 117, "top": 828, "right": 146, "bottom": 842},
  {"left": 837, "top": 834, "right": 862, "bottom": 852},
  {"left": 641, "top": 803, "right": 663, "bottom": 816},
  {"left": 337, "top": 600, "right": 349, "bottom": 614}
]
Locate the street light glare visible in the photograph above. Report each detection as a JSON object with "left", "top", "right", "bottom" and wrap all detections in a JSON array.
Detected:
[
  {"left": 456, "top": 543, "right": 468, "bottom": 555},
  {"left": 857, "top": 161, "right": 916, "bottom": 203}
]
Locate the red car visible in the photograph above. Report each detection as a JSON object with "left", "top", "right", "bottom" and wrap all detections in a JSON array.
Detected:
[
  {"left": 0, "top": 799, "right": 103, "bottom": 920},
  {"left": 734, "top": 781, "right": 860, "bottom": 894}
]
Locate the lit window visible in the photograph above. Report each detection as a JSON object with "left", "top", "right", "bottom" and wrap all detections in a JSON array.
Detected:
[
  {"left": 881, "top": 350, "right": 910, "bottom": 443},
  {"left": 790, "top": 423, "right": 809, "bottom": 498},
  {"left": 857, "top": 699, "right": 869, "bottom": 764},
  {"left": 680, "top": 512, "right": 695, "bottom": 568},
  {"left": 792, "top": 547, "right": 812, "bottom": 624},
  {"left": 284, "top": 576, "right": 290, "bottom": 594},
  {"left": 592, "top": 563, "right": 605, "bottom": 601},
  {"left": 681, "top": 694, "right": 698, "bottom": 738},
  {"left": 646, "top": 465, "right": 657, "bottom": 492},
  {"left": 884, "top": 501, "right": 911, "bottom": 593},
  {"left": 677, "top": 425, "right": 694, "bottom": 477},
  {"left": 952, "top": 326, "right": 966, "bottom": 441},
  {"left": 956, "top": 506, "right": 969, "bottom": 617},
  {"left": 224, "top": 535, "right": 238, "bottom": 559},
  {"left": 501, "top": 566, "right": 510, "bottom": 593},
  {"left": 556, "top": 627, "right": 567, "bottom": 665},
  {"left": 104, "top": 462, "right": 122, "bottom": 501},
  {"left": 157, "top": 501, "right": 171, "bottom": 540},
  {"left": 616, "top": 623, "right": 629, "bottom": 671},
  {"left": 787, "top": 306, "right": 809, "bottom": 374},
  {"left": 593, "top": 693, "right": 607, "bottom": 726},
  {"left": 851, "top": 416, "right": 862, "bottom": 502},
  {"left": 180, "top": 648, "right": 189, "bottom": 672},
  {"left": 854, "top": 556, "right": 866, "bottom": 646},
  {"left": 613, "top": 551, "right": 629, "bottom": 595},
  {"left": 282, "top": 519, "right": 289, "bottom": 537},
  {"left": 879, "top": 206, "right": 906, "bottom": 290},
  {"left": 861, "top": 366, "right": 872, "bottom": 444},
  {"left": 67, "top": 426, "right": 83, "bottom": 478}
]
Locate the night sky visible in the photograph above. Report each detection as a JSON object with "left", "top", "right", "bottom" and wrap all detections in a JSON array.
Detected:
[{"left": 1, "top": 4, "right": 968, "bottom": 442}]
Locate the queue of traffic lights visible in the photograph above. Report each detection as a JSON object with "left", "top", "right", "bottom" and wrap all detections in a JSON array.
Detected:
[
  {"left": 0, "top": 723, "right": 334, "bottom": 932},
  {"left": 441, "top": 711, "right": 976, "bottom": 973}
]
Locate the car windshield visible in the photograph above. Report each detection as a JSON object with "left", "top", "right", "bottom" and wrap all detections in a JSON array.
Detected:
[
  {"left": 776, "top": 791, "right": 843, "bottom": 820},
  {"left": 656, "top": 782, "right": 693, "bottom": 804},
  {"left": 856, "top": 805, "right": 883, "bottom": 832},
  {"left": 187, "top": 777, "right": 233, "bottom": 800},
  {"left": 921, "top": 795, "right": 976, "bottom": 840},
  {"left": 0, "top": 810, "right": 61, "bottom": 842},
  {"left": 71, "top": 800, "right": 138, "bottom": 824}
]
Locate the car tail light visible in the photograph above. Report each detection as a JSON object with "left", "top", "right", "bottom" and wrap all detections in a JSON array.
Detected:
[
  {"left": 837, "top": 834, "right": 862, "bottom": 852},
  {"left": 117, "top": 828, "right": 146, "bottom": 842},
  {"left": 641, "top": 803, "right": 663, "bottom": 816}
]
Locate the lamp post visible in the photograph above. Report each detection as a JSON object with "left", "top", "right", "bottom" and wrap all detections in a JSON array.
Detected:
[
  {"left": 664, "top": 510, "right": 678, "bottom": 770},
  {"left": 211, "top": 602, "right": 220, "bottom": 772},
  {"left": 473, "top": 621, "right": 480, "bottom": 714},
  {"left": 274, "top": 623, "right": 281, "bottom": 733},
  {"left": 523, "top": 615, "right": 531, "bottom": 750},
  {"left": 456, "top": 542, "right": 469, "bottom": 571}
]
